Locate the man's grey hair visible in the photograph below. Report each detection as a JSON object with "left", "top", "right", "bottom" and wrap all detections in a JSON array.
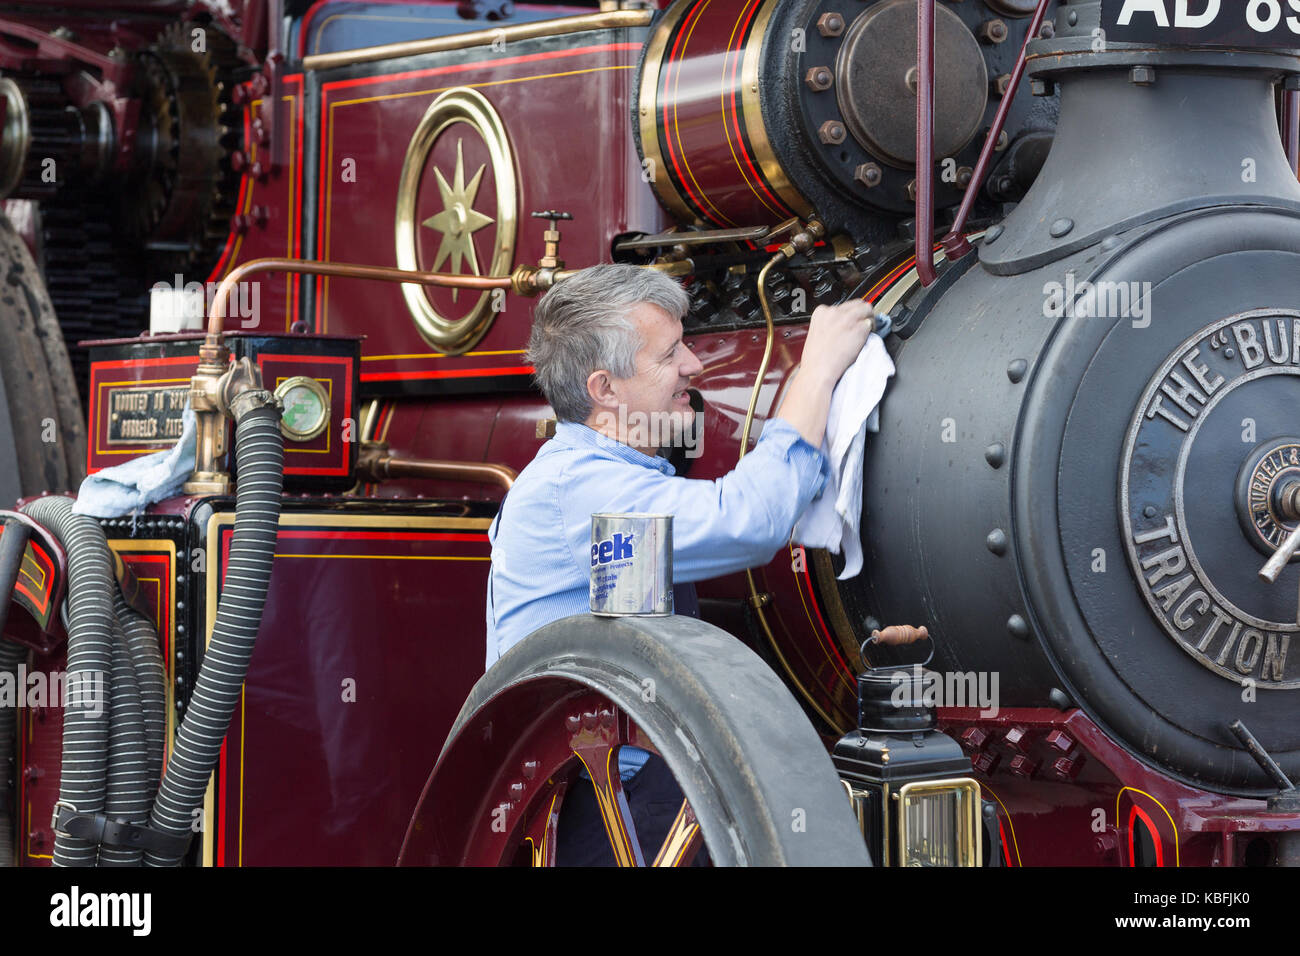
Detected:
[{"left": 526, "top": 263, "right": 691, "bottom": 423}]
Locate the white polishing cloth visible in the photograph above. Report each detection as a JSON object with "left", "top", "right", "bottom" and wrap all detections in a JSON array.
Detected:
[{"left": 793, "top": 330, "right": 895, "bottom": 580}]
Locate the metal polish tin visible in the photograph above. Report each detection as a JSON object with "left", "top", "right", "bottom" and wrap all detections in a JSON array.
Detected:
[{"left": 589, "top": 513, "right": 673, "bottom": 616}]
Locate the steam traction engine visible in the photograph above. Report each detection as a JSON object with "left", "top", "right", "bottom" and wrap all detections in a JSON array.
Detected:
[{"left": 0, "top": 0, "right": 1298, "bottom": 867}]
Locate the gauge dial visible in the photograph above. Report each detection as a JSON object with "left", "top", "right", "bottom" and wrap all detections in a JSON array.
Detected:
[{"left": 273, "top": 376, "right": 331, "bottom": 441}]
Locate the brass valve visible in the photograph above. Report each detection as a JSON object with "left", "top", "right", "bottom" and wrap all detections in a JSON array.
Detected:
[
  {"left": 182, "top": 347, "right": 276, "bottom": 495},
  {"left": 532, "top": 209, "right": 572, "bottom": 270}
]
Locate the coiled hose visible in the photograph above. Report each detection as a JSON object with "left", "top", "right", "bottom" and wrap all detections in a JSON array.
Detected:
[
  {"left": 145, "top": 397, "right": 282, "bottom": 866},
  {"left": 19, "top": 495, "right": 117, "bottom": 866},
  {"left": 113, "top": 592, "right": 166, "bottom": 786},
  {"left": 17, "top": 392, "right": 282, "bottom": 866}
]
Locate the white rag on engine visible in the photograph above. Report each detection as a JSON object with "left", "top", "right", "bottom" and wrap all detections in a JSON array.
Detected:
[
  {"left": 792, "top": 322, "right": 895, "bottom": 580},
  {"left": 71, "top": 402, "right": 198, "bottom": 528}
]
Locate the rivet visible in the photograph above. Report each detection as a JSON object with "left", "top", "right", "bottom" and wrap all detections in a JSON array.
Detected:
[
  {"left": 986, "top": 529, "right": 1008, "bottom": 556},
  {"left": 564, "top": 714, "right": 581, "bottom": 733},
  {"left": 1007, "top": 614, "right": 1030, "bottom": 639},
  {"left": 1067, "top": 10, "right": 1078, "bottom": 25},
  {"left": 985, "top": 442, "right": 1006, "bottom": 469},
  {"left": 1101, "top": 235, "right": 1122, "bottom": 251},
  {"left": 1049, "top": 218, "right": 1074, "bottom": 238},
  {"left": 1143, "top": 505, "right": 1157, "bottom": 518},
  {"left": 984, "top": 224, "right": 1003, "bottom": 244},
  {"left": 1048, "top": 687, "right": 1073, "bottom": 709},
  {"left": 1007, "top": 359, "right": 1028, "bottom": 383}
]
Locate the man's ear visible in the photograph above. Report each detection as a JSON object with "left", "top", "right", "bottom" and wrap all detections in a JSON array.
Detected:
[{"left": 586, "top": 369, "right": 621, "bottom": 413}]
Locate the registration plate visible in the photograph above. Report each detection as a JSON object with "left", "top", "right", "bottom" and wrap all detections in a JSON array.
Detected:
[{"left": 1102, "top": 0, "right": 1300, "bottom": 47}]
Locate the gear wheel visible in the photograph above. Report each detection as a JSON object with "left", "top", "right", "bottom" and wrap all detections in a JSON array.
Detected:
[{"left": 127, "top": 19, "right": 244, "bottom": 276}]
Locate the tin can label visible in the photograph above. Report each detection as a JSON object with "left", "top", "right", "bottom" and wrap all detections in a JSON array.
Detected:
[{"left": 590, "top": 514, "right": 673, "bottom": 616}]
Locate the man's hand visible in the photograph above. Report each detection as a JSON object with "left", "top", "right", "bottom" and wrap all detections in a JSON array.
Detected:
[
  {"left": 870, "top": 624, "right": 929, "bottom": 646},
  {"left": 773, "top": 299, "right": 878, "bottom": 448},
  {"left": 800, "top": 299, "right": 876, "bottom": 387}
]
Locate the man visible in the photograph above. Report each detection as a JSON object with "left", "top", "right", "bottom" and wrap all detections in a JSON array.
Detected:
[{"left": 486, "top": 263, "right": 923, "bottom": 864}]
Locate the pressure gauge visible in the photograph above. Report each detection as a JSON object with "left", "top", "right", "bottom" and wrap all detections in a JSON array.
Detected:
[{"left": 273, "top": 376, "right": 331, "bottom": 441}]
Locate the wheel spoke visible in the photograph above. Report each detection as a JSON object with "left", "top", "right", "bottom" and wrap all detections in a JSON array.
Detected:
[
  {"left": 524, "top": 782, "right": 568, "bottom": 868},
  {"left": 652, "top": 798, "right": 703, "bottom": 867},
  {"left": 569, "top": 702, "right": 644, "bottom": 866}
]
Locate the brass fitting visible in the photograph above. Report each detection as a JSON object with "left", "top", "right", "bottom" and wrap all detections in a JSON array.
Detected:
[
  {"left": 182, "top": 352, "right": 277, "bottom": 495},
  {"left": 778, "top": 219, "right": 827, "bottom": 260}
]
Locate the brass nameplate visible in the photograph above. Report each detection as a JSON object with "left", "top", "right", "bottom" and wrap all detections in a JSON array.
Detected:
[{"left": 106, "top": 385, "right": 189, "bottom": 445}]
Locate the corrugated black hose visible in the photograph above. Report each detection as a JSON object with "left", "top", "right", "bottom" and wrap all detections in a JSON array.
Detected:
[
  {"left": 113, "top": 592, "right": 166, "bottom": 787},
  {"left": 145, "top": 393, "right": 283, "bottom": 866},
  {"left": 97, "top": 625, "right": 149, "bottom": 866},
  {"left": 19, "top": 495, "right": 115, "bottom": 866}
]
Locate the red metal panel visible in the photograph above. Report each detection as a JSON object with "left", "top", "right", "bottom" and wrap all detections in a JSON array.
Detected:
[{"left": 203, "top": 512, "right": 491, "bottom": 866}]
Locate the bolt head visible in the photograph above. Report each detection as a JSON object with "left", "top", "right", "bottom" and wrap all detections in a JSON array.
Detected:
[
  {"left": 817, "top": 12, "right": 845, "bottom": 37},
  {"left": 1003, "top": 725, "right": 1031, "bottom": 752},
  {"left": 805, "top": 67, "right": 833, "bottom": 92},
  {"left": 818, "top": 120, "right": 846, "bottom": 145},
  {"left": 981, "top": 19, "right": 1008, "bottom": 43},
  {"left": 1008, "top": 753, "right": 1038, "bottom": 778},
  {"left": 854, "top": 163, "right": 883, "bottom": 188}
]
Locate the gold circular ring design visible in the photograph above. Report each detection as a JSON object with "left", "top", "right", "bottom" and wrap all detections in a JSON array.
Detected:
[{"left": 395, "top": 87, "right": 517, "bottom": 354}]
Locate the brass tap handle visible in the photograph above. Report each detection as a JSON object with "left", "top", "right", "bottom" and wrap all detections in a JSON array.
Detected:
[{"left": 531, "top": 210, "right": 572, "bottom": 271}]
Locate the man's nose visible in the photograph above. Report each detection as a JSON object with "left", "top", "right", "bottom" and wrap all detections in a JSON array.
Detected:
[{"left": 683, "top": 346, "right": 704, "bottom": 377}]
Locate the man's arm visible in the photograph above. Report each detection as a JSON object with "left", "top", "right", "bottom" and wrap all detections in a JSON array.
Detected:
[
  {"left": 771, "top": 299, "right": 876, "bottom": 447},
  {"left": 559, "top": 418, "right": 828, "bottom": 582}
]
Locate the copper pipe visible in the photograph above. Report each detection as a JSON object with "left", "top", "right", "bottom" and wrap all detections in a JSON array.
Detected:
[
  {"left": 359, "top": 445, "right": 516, "bottom": 491},
  {"left": 206, "top": 257, "right": 513, "bottom": 340},
  {"left": 941, "top": 0, "right": 1052, "bottom": 262},
  {"left": 915, "top": 0, "right": 936, "bottom": 287}
]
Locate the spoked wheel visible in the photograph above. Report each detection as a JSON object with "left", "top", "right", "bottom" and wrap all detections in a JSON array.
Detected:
[{"left": 399, "top": 615, "right": 871, "bottom": 867}]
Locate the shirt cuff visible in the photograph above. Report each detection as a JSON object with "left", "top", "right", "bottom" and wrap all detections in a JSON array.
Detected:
[{"left": 757, "top": 417, "right": 830, "bottom": 503}]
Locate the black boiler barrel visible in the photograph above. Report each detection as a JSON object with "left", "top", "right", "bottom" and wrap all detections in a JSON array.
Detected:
[{"left": 839, "top": 5, "right": 1300, "bottom": 795}]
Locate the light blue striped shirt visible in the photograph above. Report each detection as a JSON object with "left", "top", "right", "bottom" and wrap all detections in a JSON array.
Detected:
[{"left": 485, "top": 416, "right": 829, "bottom": 780}]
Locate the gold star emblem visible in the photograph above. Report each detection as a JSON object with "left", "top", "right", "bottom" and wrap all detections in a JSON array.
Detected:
[{"left": 421, "top": 137, "right": 495, "bottom": 302}]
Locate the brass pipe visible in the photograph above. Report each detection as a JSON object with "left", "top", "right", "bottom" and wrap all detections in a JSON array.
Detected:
[
  {"left": 735, "top": 219, "right": 848, "bottom": 734},
  {"left": 358, "top": 443, "right": 516, "bottom": 491},
  {"left": 205, "top": 257, "right": 515, "bottom": 340}
]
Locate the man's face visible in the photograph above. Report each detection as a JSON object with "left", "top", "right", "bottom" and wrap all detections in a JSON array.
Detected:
[{"left": 590, "top": 302, "right": 704, "bottom": 453}]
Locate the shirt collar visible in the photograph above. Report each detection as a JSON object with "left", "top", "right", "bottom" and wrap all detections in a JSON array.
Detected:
[{"left": 552, "top": 421, "right": 677, "bottom": 476}]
